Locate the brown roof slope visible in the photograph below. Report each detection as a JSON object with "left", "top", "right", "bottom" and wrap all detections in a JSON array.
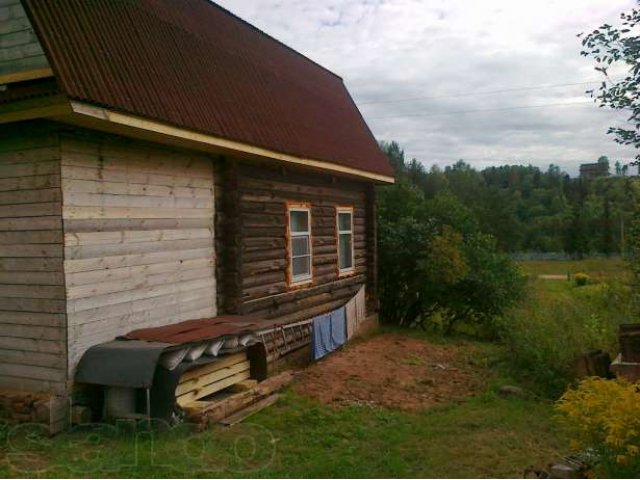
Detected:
[{"left": 22, "top": 0, "right": 393, "bottom": 178}]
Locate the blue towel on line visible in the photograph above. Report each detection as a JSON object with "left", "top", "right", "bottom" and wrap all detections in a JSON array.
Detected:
[{"left": 311, "top": 306, "right": 346, "bottom": 361}]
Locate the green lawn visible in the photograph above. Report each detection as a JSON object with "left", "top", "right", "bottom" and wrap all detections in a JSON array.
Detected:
[
  {"left": 519, "top": 257, "right": 628, "bottom": 281},
  {"left": 0, "top": 334, "right": 566, "bottom": 478}
]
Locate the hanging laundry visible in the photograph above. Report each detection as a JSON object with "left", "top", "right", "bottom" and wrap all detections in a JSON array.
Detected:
[
  {"left": 346, "top": 285, "right": 366, "bottom": 339},
  {"left": 312, "top": 306, "right": 346, "bottom": 360}
]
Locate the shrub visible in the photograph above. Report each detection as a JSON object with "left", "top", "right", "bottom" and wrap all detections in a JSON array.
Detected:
[
  {"left": 495, "top": 279, "right": 631, "bottom": 396},
  {"left": 555, "top": 377, "right": 640, "bottom": 477},
  {"left": 574, "top": 273, "right": 590, "bottom": 286}
]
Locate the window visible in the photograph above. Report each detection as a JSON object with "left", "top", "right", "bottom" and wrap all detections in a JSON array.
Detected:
[
  {"left": 336, "top": 207, "right": 354, "bottom": 274},
  {"left": 288, "top": 206, "right": 312, "bottom": 285}
]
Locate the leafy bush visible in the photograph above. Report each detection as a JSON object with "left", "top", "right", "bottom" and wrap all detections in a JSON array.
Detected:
[
  {"left": 377, "top": 181, "right": 525, "bottom": 333},
  {"left": 555, "top": 377, "right": 640, "bottom": 477},
  {"left": 574, "top": 272, "right": 590, "bottom": 286},
  {"left": 495, "top": 279, "right": 632, "bottom": 396}
]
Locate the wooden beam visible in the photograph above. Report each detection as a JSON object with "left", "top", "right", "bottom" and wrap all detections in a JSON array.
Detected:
[
  {"left": 0, "top": 95, "right": 71, "bottom": 124},
  {"left": 0, "top": 68, "right": 54, "bottom": 85},
  {"left": 63, "top": 101, "right": 395, "bottom": 184}
]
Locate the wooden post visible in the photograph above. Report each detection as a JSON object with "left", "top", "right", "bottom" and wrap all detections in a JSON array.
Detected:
[
  {"left": 365, "top": 184, "right": 378, "bottom": 312},
  {"left": 219, "top": 158, "right": 244, "bottom": 314}
]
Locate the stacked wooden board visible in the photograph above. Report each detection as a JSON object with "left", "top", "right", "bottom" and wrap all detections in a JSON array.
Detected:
[{"left": 176, "top": 352, "right": 250, "bottom": 407}]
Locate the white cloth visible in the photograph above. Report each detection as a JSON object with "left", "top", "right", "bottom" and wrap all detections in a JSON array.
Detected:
[{"left": 346, "top": 285, "right": 366, "bottom": 339}]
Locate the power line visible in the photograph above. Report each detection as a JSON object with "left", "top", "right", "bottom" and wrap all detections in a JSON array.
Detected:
[
  {"left": 356, "top": 80, "right": 604, "bottom": 106},
  {"left": 368, "top": 100, "right": 594, "bottom": 119}
]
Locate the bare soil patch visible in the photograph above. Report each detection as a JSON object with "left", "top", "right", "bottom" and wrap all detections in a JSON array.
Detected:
[{"left": 293, "top": 333, "right": 487, "bottom": 411}]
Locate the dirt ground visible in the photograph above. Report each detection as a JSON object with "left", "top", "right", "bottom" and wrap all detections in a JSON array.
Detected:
[{"left": 293, "top": 333, "right": 487, "bottom": 411}]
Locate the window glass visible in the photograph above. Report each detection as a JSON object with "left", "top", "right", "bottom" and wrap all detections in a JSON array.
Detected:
[
  {"left": 338, "top": 212, "right": 351, "bottom": 231},
  {"left": 339, "top": 233, "right": 353, "bottom": 269},
  {"left": 337, "top": 209, "right": 354, "bottom": 272},
  {"left": 290, "top": 210, "right": 309, "bottom": 233},
  {"left": 289, "top": 208, "right": 311, "bottom": 283}
]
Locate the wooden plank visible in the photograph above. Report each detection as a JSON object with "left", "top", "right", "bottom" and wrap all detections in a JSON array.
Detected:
[
  {"left": 0, "top": 297, "right": 65, "bottom": 313},
  {"left": 177, "top": 369, "right": 250, "bottom": 406},
  {"left": 0, "top": 257, "right": 63, "bottom": 272},
  {"left": 63, "top": 217, "right": 212, "bottom": 233},
  {"left": 179, "top": 353, "right": 247, "bottom": 382},
  {"left": 64, "top": 192, "right": 212, "bottom": 209},
  {"left": 0, "top": 284, "right": 65, "bottom": 299},
  {"left": 60, "top": 149, "right": 213, "bottom": 180},
  {"left": 0, "top": 362, "right": 65, "bottom": 382},
  {"left": 0, "top": 375, "right": 64, "bottom": 395},
  {"left": 0, "top": 349, "right": 64, "bottom": 369},
  {"left": 66, "top": 256, "right": 213, "bottom": 287},
  {"left": 66, "top": 276, "right": 215, "bottom": 314},
  {"left": 0, "top": 323, "right": 63, "bottom": 340},
  {"left": 61, "top": 178, "right": 213, "bottom": 198},
  {"left": 0, "top": 336, "right": 64, "bottom": 354},
  {"left": 0, "top": 174, "right": 60, "bottom": 192},
  {"left": 0, "top": 188, "right": 60, "bottom": 205},
  {"left": 65, "top": 237, "right": 212, "bottom": 261},
  {"left": 63, "top": 206, "right": 211, "bottom": 220},
  {"left": 0, "top": 244, "right": 62, "bottom": 258},
  {"left": 219, "top": 393, "right": 279, "bottom": 426},
  {"left": 176, "top": 360, "right": 250, "bottom": 396},
  {"left": 0, "top": 161, "right": 59, "bottom": 179},
  {"left": 0, "top": 230, "right": 62, "bottom": 244},
  {"left": 0, "top": 216, "right": 62, "bottom": 231},
  {"left": 67, "top": 285, "right": 215, "bottom": 327},
  {"left": 61, "top": 164, "right": 213, "bottom": 189},
  {"left": 0, "top": 311, "right": 64, "bottom": 327},
  {"left": 64, "top": 228, "right": 212, "bottom": 246},
  {"left": 0, "top": 147, "right": 58, "bottom": 165},
  {"left": 66, "top": 265, "right": 214, "bottom": 299}
]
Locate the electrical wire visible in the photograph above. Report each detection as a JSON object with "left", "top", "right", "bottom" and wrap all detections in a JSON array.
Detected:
[{"left": 368, "top": 100, "right": 595, "bottom": 119}]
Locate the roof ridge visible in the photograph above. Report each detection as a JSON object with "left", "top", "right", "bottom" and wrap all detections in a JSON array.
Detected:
[{"left": 202, "top": 0, "right": 343, "bottom": 82}]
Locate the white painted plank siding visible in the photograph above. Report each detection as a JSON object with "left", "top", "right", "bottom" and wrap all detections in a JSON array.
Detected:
[{"left": 60, "top": 134, "right": 217, "bottom": 373}]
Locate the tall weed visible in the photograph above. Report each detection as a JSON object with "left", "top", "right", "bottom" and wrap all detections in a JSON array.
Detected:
[{"left": 496, "top": 278, "right": 635, "bottom": 397}]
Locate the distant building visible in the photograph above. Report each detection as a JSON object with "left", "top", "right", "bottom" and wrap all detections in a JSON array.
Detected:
[{"left": 579, "top": 162, "right": 609, "bottom": 179}]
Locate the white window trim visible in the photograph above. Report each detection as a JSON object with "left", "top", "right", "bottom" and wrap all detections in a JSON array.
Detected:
[
  {"left": 288, "top": 206, "right": 313, "bottom": 286},
  {"left": 336, "top": 207, "right": 355, "bottom": 275}
]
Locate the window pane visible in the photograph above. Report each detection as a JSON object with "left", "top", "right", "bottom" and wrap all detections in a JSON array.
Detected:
[
  {"left": 292, "top": 255, "right": 310, "bottom": 278},
  {"left": 291, "top": 236, "right": 309, "bottom": 257},
  {"left": 338, "top": 212, "right": 352, "bottom": 231},
  {"left": 290, "top": 210, "right": 309, "bottom": 233},
  {"left": 339, "top": 233, "right": 353, "bottom": 269}
]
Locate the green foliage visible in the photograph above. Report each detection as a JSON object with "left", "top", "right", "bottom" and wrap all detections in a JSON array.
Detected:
[
  {"left": 378, "top": 142, "right": 525, "bottom": 333},
  {"left": 379, "top": 143, "right": 640, "bottom": 257},
  {"left": 555, "top": 377, "right": 640, "bottom": 477},
  {"left": 574, "top": 272, "right": 590, "bottom": 286},
  {"left": 496, "top": 274, "right": 633, "bottom": 397},
  {"left": 580, "top": 2, "right": 640, "bottom": 164}
]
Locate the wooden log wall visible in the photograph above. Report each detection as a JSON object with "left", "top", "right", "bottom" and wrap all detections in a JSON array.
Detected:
[
  {"left": 0, "top": 123, "right": 66, "bottom": 394},
  {"left": 60, "top": 131, "right": 217, "bottom": 374},
  {"left": 222, "top": 162, "right": 370, "bottom": 325}
]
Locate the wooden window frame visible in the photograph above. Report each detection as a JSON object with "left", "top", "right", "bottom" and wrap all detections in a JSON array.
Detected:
[
  {"left": 287, "top": 203, "right": 313, "bottom": 287},
  {"left": 336, "top": 206, "right": 355, "bottom": 277}
]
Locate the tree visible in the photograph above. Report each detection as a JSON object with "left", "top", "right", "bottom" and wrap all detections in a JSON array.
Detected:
[{"left": 580, "top": 3, "right": 640, "bottom": 163}]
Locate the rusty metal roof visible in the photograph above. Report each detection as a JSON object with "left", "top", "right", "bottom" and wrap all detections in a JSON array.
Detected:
[{"left": 22, "top": 0, "right": 393, "bottom": 178}]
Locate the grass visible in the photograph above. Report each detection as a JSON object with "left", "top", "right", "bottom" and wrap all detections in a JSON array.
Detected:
[
  {"left": 519, "top": 257, "right": 629, "bottom": 282},
  {"left": 498, "top": 258, "right": 635, "bottom": 397},
  {"left": 0, "top": 334, "right": 567, "bottom": 479}
]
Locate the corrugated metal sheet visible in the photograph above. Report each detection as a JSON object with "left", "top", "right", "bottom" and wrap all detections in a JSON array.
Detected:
[{"left": 22, "top": 0, "right": 393, "bottom": 178}]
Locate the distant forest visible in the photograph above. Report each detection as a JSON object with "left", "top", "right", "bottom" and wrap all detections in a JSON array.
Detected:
[{"left": 381, "top": 141, "right": 640, "bottom": 257}]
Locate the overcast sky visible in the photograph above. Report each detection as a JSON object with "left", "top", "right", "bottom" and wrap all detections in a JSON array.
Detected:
[{"left": 216, "top": 0, "right": 637, "bottom": 175}]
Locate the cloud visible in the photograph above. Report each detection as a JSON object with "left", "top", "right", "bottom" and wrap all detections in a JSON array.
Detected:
[{"left": 215, "top": 0, "right": 638, "bottom": 175}]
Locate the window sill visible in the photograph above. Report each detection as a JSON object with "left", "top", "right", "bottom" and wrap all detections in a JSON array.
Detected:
[{"left": 338, "top": 268, "right": 356, "bottom": 278}]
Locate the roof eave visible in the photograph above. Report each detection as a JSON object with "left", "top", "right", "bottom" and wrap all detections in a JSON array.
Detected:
[{"left": 64, "top": 101, "right": 395, "bottom": 184}]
